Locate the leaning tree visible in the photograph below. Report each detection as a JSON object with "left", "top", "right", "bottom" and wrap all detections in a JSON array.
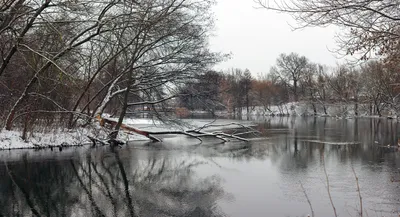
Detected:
[{"left": 0, "top": 0, "right": 222, "bottom": 136}]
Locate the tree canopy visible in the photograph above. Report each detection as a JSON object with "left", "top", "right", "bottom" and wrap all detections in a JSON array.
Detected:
[
  {"left": 256, "top": 0, "right": 400, "bottom": 61},
  {"left": 0, "top": 0, "right": 222, "bottom": 132}
]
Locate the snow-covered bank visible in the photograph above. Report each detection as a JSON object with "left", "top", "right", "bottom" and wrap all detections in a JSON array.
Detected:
[
  {"left": 0, "top": 118, "right": 256, "bottom": 150},
  {"left": 0, "top": 121, "right": 147, "bottom": 150},
  {"left": 239, "top": 102, "right": 399, "bottom": 119}
]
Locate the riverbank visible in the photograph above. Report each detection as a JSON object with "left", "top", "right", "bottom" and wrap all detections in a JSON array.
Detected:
[
  {"left": 0, "top": 118, "right": 158, "bottom": 150},
  {"left": 1, "top": 104, "right": 397, "bottom": 151},
  {"left": 230, "top": 102, "right": 399, "bottom": 119},
  {"left": 0, "top": 118, "right": 256, "bottom": 150}
]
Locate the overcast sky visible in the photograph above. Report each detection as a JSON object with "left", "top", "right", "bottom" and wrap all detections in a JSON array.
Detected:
[{"left": 209, "top": 0, "right": 348, "bottom": 76}]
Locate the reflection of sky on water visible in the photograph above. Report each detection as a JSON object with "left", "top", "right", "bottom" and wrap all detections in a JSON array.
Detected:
[{"left": 194, "top": 117, "right": 400, "bottom": 216}]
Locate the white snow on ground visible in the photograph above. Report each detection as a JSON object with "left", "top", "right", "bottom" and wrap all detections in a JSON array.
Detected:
[
  {"left": 0, "top": 123, "right": 144, "bottom": 150},
  {"left": 0, "top": 127, "right": 100, "bottom": 150},
  {"left": 0, "top": 130, "right": 33, "bottom": 149}
]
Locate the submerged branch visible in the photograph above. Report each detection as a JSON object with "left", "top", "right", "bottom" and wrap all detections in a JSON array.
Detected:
[{"left": 96, "top": 116, "right": 258, "bottom": 144}]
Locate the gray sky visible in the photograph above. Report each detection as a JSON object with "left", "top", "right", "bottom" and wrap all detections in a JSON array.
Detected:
[{"left": 209, "top": 0, "right": 347, "bottom": 76}]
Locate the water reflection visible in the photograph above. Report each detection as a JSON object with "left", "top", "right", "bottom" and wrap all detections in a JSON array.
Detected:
[
  {"left": 1, "top": 117, "right": 400, "bottom": 216},
  {"left": 0, "top": 147, "right": 227, "bottom": 217},
  {"left": 216, "top": 117, "right": 400, "bottom": 216}
]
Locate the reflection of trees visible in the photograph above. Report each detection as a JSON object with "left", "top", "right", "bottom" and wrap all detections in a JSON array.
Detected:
[
  {"left": 253, "top": 117, "right": 400, "bottom": 163},
  {"left": 0, "top": 158, "right": 78, "bottom": 217},
  {"left": 208, "top": 142, "right": 270, "bottom": 161},
  {"left": 244, "top": 117, "right": 400, "bottom": 215},
  {"left": 1, "top": 117, "right": 400, "bottom": 217},
  {"left": 212, "top": 116, "right": 400, "bottom": 173},
  {"left": 0, "top": 148, "right": 226, "bottom": 217}
]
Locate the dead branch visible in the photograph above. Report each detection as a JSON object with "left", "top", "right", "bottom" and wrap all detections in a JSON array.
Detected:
[
  {"left": 233, "top": 131, "right": 261, "bottom": 137},
  {"left": 214, "top": 132, "right": 249, "bottom": 142},
  {"left": 194, "top": 122, "right": 261, "bottom": 133},
  {"left": 190, "top": 131, "right": 229, "bottom": 143},
  {"left": 87, "top": 136, "right": 108, "bottom": 147},
  {"left": 96, "top": 116, "right": 257, "bottom": 144}
]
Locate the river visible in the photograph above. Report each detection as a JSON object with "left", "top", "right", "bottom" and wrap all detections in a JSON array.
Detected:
[{"left": 0, "top": 117, "right": 400, "bottom": 216}]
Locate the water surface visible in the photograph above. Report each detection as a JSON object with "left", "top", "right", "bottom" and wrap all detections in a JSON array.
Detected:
[{"left": 1, "top": 117, "right": 400, "bottom": 216}]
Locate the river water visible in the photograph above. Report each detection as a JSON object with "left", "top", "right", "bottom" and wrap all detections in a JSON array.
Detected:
[{"left": 1, "top": 117, "right": 400, "bottom": 216}]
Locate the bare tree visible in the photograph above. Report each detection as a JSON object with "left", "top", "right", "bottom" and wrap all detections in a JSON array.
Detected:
[
  {"left": 301, "top": 63, "right": 319, "bottom": 115},
  {"left": 89, "top": 0, "right": 220, "bottom": 138},
  {"left": 241, "top": 69, "right": 252, "bottom": 119},
  {"left": 326, "top": 65, "right": 363, "bottom": 116},
  {"left": 361, "top": 61, "right": 400, "bottom": 116},
  {"left": 270, "top": 52, "right": 309, "bottom": 101},
  {"left": 2, "top": 0, "right": 121, "bottom": 130},
  {"left": 178, "top": 70, "right": 224, "bottom": 115},
  {"left": 1, "top": 0, "right": 222, "bottom": 137},
  {"left": 256, "top": 0, "right": 400, "bottom": 61}
]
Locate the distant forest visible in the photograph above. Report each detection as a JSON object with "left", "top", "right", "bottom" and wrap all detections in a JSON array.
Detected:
[{"left": 179, "top": 53, "right": 400, "bottom": 118}]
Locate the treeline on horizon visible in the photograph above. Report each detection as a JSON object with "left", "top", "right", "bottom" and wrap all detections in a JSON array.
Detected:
[{"left": 178, "top": 52, "right": 400, "bottom": 118}]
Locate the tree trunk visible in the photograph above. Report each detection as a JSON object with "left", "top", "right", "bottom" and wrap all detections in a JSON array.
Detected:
[
  {"left": 354, "top": 97, "right": 358, "bottom": 116},
  {"left": 68, "top": 70, "right": 100, "bottom": 128},
  {"left": 112, "top": 74, "right": 133, "bottom": 139},
  {"left": 22, "top": 112, "right": 31, "bottom": 141},
  {"left": 312, "top": 103, "right": 317, "bottom": 116},
  {"left": 293, "top": 80, "right": 298, "bottom": 102},
  {"left": 369, "top": 104, "right": 373, "bottom": 115},
  {"left": 246, "top": 93, "right": 249, "bottom": 120},
  {"left": 376, "top": 103, "right": 381, "bottom": 117},
  {"left": 5, "top": 75, "right": 38, "bottom": 130},
  {"left": 323, "top": 105, "right": 327, "bottom": 115}
]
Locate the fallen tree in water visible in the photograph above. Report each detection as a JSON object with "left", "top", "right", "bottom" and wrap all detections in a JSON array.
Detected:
[{"left": 93, "top": 115, "right": 261, "bottom": 146}]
